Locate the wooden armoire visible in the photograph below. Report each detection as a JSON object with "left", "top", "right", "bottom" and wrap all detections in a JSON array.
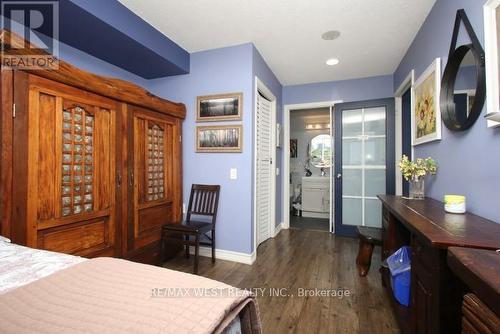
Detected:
[{"left": 0, "top": 31, "right": 185, "bottom": 264}]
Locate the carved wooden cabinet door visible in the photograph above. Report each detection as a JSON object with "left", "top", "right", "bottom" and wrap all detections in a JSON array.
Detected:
[
  {"left": 127, "top": 106, "right": 182, "bottom": 254},
  {"left": 22, "top": 74, "right": 118, "bottom": 257}
]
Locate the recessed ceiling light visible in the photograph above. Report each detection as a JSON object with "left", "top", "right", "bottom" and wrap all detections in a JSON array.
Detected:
[
  {"left": 321, "top": 30, "right": 341, "bottom": 41},
  {"left": 326, "top": 58, "right": 340, "bottom": 66}
]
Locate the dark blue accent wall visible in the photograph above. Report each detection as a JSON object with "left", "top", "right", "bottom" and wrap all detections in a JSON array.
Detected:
[{"left": 1, "top": 0, "right": 190, "bottom": 78}]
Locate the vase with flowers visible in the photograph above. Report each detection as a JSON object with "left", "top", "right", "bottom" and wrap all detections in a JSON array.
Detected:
[{"left": 399, "top": 155, "right": 437, "bottom": 199}]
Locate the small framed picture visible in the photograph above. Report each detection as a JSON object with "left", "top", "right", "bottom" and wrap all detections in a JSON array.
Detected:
[
  {"left": 413, "top": 58, "right": 442, "bottom": 145},
  {"left": 196, "top": 93, "right": 243, "bottom": 122},
  {"left": 290, "top": 139, "right": 298, "bottom": 158},
  {"left": 196, "top": 125, "right": 243, "bottom": 153}
]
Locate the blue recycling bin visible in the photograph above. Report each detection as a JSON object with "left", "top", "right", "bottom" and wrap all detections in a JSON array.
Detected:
[{"left": 387, "top": 246, "right": 411, "bottom": 306}]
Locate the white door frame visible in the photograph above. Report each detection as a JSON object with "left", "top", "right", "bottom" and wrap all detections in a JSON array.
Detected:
[
  {"left": 253, "top": 77, "right": 277, "bottom": 252},
  {"left": 394, "top": 70, "right": 415, "bottom": 196},
  {"left": 283, "top": 100, "right": 342, "bottom": 233}
]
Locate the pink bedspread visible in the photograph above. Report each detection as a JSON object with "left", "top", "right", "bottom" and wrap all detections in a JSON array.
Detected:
[{"left": 0, "top": 257, "right": 261, "bottom": 334}]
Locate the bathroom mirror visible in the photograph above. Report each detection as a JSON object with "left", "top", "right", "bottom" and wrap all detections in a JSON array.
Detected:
[
  {"left": 309, "top": 134, "right": 331, "bottom": 168},
  {"left": 440, "top": 10, "right": 486, "bottom": 131}
]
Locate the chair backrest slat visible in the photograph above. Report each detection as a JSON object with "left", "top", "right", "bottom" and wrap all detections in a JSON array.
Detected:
[
  {"left": 207, "top": 192, "right": 213, "bottom": 213},
  {"left": 186, "top": 184, "right": 220, "bottom": 226},
  {"left": 200, "top": 190, "right": 207, "bottom": 213},
  {"left": 204, "top": 190, "right": 211, "bottom": 213},
  {"left": 195, "top": 190, "right": 201, "bottom": 213}
]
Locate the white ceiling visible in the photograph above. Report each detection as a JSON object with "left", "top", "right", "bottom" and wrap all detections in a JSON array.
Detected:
[{"left": 119, "top": 0, "right": 436, "bottom": 85}]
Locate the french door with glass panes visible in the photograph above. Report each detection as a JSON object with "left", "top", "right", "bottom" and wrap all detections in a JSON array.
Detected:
[{"left": 334, "top": 99, "right": 395, "bottom": 237}]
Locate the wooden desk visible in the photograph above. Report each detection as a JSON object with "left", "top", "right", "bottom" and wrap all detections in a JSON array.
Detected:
[
  {"left": 447, "top": 247, "right": 499, "bottom": 334},
  {"left": 378, "top": 195, "right": 500, "bottom": 334}
]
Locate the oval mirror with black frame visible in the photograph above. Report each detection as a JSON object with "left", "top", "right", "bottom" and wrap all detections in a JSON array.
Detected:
[{"left": 440, "top": 9, "right": 486, "bottom": 132}]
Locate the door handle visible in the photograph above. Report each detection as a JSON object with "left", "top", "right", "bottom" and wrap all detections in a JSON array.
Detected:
[
  {"left": 129, "top": 171, "right": 134, "bottom": 186},
  {"left": 336, "top": 173, "right": 342, "bottom": 179}
]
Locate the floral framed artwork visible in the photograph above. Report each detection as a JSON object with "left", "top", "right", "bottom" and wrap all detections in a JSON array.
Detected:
[
  {"left": 196, "top": 93, "right": 242, "bottom": 122},
  {"left": 412, "top": 58, "right": 442, "bottom": 145}
]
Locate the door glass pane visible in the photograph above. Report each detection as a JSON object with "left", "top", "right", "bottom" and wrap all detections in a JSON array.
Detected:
[
  {"left": 365, "top": 137, "right": 386, "bottom": 165},
  {"left": 365, "top": 169, "right": 386, "bottom": 197},
  {"left": 341, "top": 106, "right": 387, "bottom": 228},
  {"left": 342, "top": 109, "right": 363, "bottom": 137},
  {"left": 343, "top": 198, "right": 362, "bottom": 226},
  {"left": 343, "top": 169, "right": 362, "bottom": 196},
  {"left": 365, "top": 199, "right": 382, "bottom": 227},
  {"left": 342, "top": 139, "right": 362, "bottom": 165},
  {"left": 364, "top": 107, "right": 386, "bottom": 136}
]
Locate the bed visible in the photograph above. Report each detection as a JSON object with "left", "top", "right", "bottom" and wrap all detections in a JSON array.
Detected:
[{"left": 0, "top": 237, "right": 261, "bottom": 334}]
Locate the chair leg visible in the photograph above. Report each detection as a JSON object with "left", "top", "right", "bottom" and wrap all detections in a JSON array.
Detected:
[
  {"left": 185, "top": 234, "right": 190, "bottom": 259},
  {"left": 211, "top": 230, "right": 216, "bottom": 264},
  {"left": 356, "top": 238, "right": 374, "bottom": 277},
  {"left": 194, "top": 234, "right": 200, "bottom": 275}
]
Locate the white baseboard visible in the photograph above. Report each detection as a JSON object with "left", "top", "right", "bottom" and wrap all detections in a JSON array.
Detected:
[
  {"left": 274, "top": 222, "right": 284, "bottom": 237},
  {"left": 187, "top": 223, "right": 284, "bottom": 266},
  {"left": 189, "top": 246, "right": 256, "bottom": 265}
]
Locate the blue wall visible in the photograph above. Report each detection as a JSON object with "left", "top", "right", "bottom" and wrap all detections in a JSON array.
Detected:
[
  {"left": 146, "top": 44, "right": 256, "bottom": 254},
  {"left": 283, "top": 75, "right": 394, "bottom": 105},
  {"left": 144, "top": 43, "right": 284, "bottom": 255},
  {"left": 68, "top": 0, "right": 190, "bottom": 75},
  {"left": 59, "top": 41, "right": 149, "bottom": 87},
  {"left": 394, "top": 0, "right": 500, "bottom": 223},
  {"left": 0, "top": 14, "right": 149, "bottom": 87}
]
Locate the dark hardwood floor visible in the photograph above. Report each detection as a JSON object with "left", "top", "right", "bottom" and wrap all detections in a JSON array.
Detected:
[
  {"left": 290, "top": 216, "right": 330, "bottom": 231},
  {"left": 163, "top": 229, "right": 400, "bottom": 334}
]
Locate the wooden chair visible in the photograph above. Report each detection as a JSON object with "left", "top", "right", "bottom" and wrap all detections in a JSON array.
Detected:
[
  {"left": 356, "top": 226, "right": 382, "bottom": 277},
  {"left": 161, "top": 184, "right": 220, "bottom": 274}
]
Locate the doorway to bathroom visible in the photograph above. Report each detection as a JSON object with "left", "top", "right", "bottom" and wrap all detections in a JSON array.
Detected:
[{"left": 284, "top": 104, "right": 335, "bottom": 232}]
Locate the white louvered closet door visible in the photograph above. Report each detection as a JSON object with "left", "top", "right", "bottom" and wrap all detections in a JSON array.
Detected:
[{"left": 256, "top": 92, "right": 273, "bottom": 245}]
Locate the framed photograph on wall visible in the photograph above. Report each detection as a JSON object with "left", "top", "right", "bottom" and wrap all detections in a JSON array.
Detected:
[
  {"left": 196, "top": 93, "right": 243, "bottom": 122},
  {"left": 484, "top": 0, "right": 500, "bottom": 127},
  {"left": 412, "top": 58, "right": 442, "bottom": 145},
  {"left": 290, "top": 139, "right": 298, "bottom": 158},
  {"left": 196, "top": 125, "right": 243, "bottom": 153}
]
